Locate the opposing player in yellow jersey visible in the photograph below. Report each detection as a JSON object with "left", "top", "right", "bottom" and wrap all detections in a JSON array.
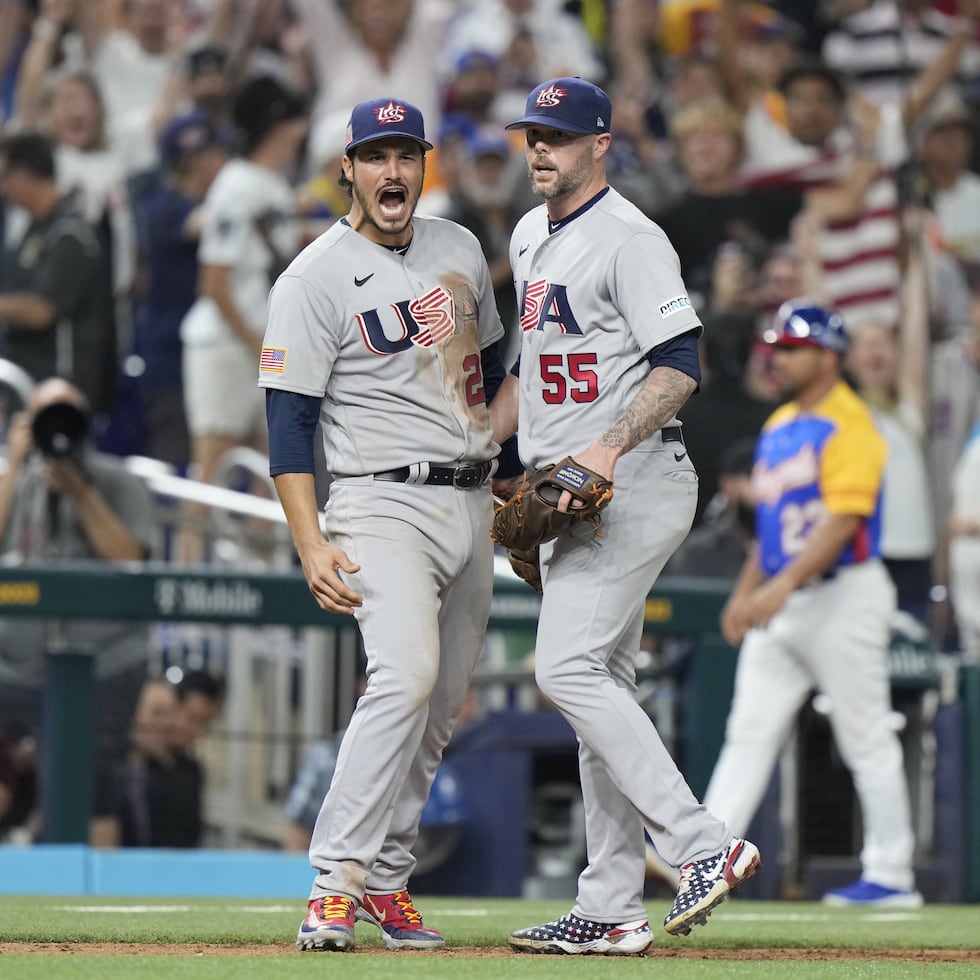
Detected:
[{"left": 704, "top": 298, "right": 922, "bottom": 908}]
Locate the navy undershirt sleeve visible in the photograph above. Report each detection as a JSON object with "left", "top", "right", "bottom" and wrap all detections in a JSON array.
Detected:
[
  {"left": 266, "top": 389, "right": 320, "bottom": 476},
  {"left": 482, "top": 342, "right": 523, "bottom": 478},
  {"left": 494, "top": 436, "right": 523, "bottom": 478},
  {"left": 646, "top": 328, "right": 701, "bottom": 388},
  {"left": 481, "top": 342, "right": 506, "bottom": 403}
]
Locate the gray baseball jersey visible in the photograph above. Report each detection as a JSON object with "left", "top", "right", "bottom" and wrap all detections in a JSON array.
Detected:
[
  {"left": 509, "top": 187, "right": 732, "bottom": 923},
  {"left": 259, "top": 215, "right": 504, "bottom": 475},
  {"left": 509, "top": 187, "right": 701, "bottom": 468},
  {"left": 262, "top": 211, "right": 501, "bottom": 907}
]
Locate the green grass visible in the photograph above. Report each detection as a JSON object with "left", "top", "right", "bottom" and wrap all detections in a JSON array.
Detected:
[
  {"left": 1, "top": 961, "right": 978, "bottom": 980},
  {"left": 0, "top": 896, "right": 978, "bottom": 979}
]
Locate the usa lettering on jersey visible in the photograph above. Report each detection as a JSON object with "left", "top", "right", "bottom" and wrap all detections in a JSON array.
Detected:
[
  {"left": 356, "top": 286, "right": 456, "bottom": 355},
  {"left": 519, "top": 279, "right": 583, "bottom": 335}
]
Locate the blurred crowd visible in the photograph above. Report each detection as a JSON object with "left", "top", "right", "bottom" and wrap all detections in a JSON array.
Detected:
[{"left": 1, "top": 0, "right": 980, "bottom": 845}]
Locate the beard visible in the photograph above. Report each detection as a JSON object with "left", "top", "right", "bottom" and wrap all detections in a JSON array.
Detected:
[
  {"left": 351, "top": 179, "right": 419, "bottom": 237},
  {"left": 527, "top": 150, "right": 593, "bottom": 201}
]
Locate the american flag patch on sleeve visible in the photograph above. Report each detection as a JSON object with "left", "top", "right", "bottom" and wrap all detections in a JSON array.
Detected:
[{"left": 260, "top": 347, "right": 287, "bottom": 372}]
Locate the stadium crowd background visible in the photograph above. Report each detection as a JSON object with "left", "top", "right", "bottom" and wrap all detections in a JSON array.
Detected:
[{"left": 1, "top": 0, "right": 979, "bottom": 855}]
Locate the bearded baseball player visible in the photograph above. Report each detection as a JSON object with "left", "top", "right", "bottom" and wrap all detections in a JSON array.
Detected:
[
  {"left": 491, "top": 77, "right": 761, "bottom": 956},
  {"left": 703, "top": 299, "right": 923, "bottom": 908},
  {"left": 259, "top": 97, "right": 517, "bottom": 952}
]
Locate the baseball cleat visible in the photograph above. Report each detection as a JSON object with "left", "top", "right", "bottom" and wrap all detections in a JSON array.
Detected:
[
  {"left": 663, "top": 836, "right": 761, "bottom": 936},
  {"left": 822, "top": 879, "right": 923, "bottom": 908},
  {"left": 296, "top": 895, "right": 357, "bottom": 951},
  {"left": 509, "top": 912, "right": 654, "bottom": 955},
  {"left": 356, "top": 890, "right": 445, "bottom": 950}
]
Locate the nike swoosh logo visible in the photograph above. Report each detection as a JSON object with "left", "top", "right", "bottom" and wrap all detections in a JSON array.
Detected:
[
  {"left": 674, "top": 451, "right": 687, "bottom": 462},
  {"left": 519, "top": 245, "right": 529, "bottom": 256},
  {"left": 703, "top": 855, "right": 727, "bottom": 880},
  {"left": 354, "top": 274, "right": 374, "bottom": 287}
]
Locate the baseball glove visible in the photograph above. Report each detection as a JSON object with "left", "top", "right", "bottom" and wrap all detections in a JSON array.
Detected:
[
  {"left": 491, "top": 457, "right": 614, "bottom": 563},
  {"left": 506, "top": 545, "right": 543, "bottom": 593}
]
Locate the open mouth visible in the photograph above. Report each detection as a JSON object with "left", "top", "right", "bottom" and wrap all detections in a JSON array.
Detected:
[{"left": 378, "top": 186, "right": 407, "bottom": 216}]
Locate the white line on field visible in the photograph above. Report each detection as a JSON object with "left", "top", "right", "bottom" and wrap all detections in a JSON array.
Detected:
[
  {"left": 237, "top": 906, "right": 298, "bottom": 913},
  {"left": 859, "top": 913, "right": 926, "bottom": 922},
  {"left": 55, "top": 906, "right": 194, "bottom": 913},
  {"left": 427, "top": 909, "right": 489, "bottom": 917},
  {"left": 54, "top": 903, "right": 490, "bottom": 917},
  {"left": 52, "top": 905, "right": 924, "bottom": 922},
  {"left": 53, "top": 905, "right": 296, "bottom": 914},
  {"left": 717, "top": 912, "right": 924, "bottom": 923}
]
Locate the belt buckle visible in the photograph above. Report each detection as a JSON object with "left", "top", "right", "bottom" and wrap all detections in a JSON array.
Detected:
[{"left": 453, "top": 463, "right": 482, "bottom": 489}]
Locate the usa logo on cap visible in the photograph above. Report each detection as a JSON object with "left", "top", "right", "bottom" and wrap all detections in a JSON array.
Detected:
[
  {"left": 535, "top": 84, "right": 568, "bottom": 108},
  {"left": 506, "top": 76, "right": 612, "bottom": 136},
  {"left": 345, "top": 97, "right": 434, "bottom": 153},
  {"left": 376, "top": 101, "right": 407, "bottom": 125}
]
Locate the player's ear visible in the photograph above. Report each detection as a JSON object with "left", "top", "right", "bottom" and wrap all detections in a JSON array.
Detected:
[
  {"left": 593, "top": 133, "right": 611, "bottom": 161},
  {"left": 341, "top": 153, "right": 354, "bottom": 183}
]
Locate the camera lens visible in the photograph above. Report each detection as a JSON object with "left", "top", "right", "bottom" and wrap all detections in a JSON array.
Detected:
[{"left": 30, "top": 401, "right": 90, "bottom": 458}]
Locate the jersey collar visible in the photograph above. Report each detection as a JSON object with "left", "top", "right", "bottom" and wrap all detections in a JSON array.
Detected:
[
  {"left": 340, "top": 216, "right": 413, "bottom": 255},
  {"left": 547, "top": 186, "right": 610, "bottom": 234}
]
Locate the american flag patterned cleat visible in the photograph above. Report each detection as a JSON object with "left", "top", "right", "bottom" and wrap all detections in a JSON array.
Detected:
[
  {"left": 663, "top": 836, "right": 762, "bottom": 936},
  {"left": 509, "top": 911, "right": 654, "bottom": 955}
]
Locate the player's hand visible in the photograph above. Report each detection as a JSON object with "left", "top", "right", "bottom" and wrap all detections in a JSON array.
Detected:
[
  {"left": 720, "top": 596, "right": 753, "bottom": 647},
  {"left": 298, "top": 541, "right": 363, "bottom": 615},
  {"left": 743, "top": 575, "right": 795, "bottom": 630},
  {"left": 45, "top": 458, "right": 91, "bottom": 497},
  {"left": 555, "top": 448, "right": 615, "bottom": 513}
]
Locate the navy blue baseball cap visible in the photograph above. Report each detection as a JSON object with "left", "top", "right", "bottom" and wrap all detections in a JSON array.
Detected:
[
  {"left": 345, "top": 98, "right": 433, "bottom": 154},
  {"left": 505, "top": 77, "right": 612, "bottom": 135}
]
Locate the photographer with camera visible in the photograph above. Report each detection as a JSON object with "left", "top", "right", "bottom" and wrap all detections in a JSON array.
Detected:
[
  {"left": 0, "top": 131, "right": 116, "bottom": 415},
  {"left": 0, "top": 378, "right": 155, "bottom": 838},
  {"left": 0, "top": 379, "right": 150, "bottom": 561}
]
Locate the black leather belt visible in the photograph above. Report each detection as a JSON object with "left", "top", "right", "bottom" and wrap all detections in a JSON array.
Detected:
[
  {"left": 662, "top": 426, "right": 683, "bottom": 445},
  {"left": 373, "top": 460, "right": 493, "bottom": 489}
]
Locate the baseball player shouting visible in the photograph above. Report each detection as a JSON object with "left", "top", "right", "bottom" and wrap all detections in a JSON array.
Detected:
[
  {"left": 491, "top": 77, "right": 761, "bottom": 956},
  {"left": 259, "top": 97, "right": 516, "bottom": 952},
  {"left": 704, "top": 299, "right": 922, "bottom": 908}
]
